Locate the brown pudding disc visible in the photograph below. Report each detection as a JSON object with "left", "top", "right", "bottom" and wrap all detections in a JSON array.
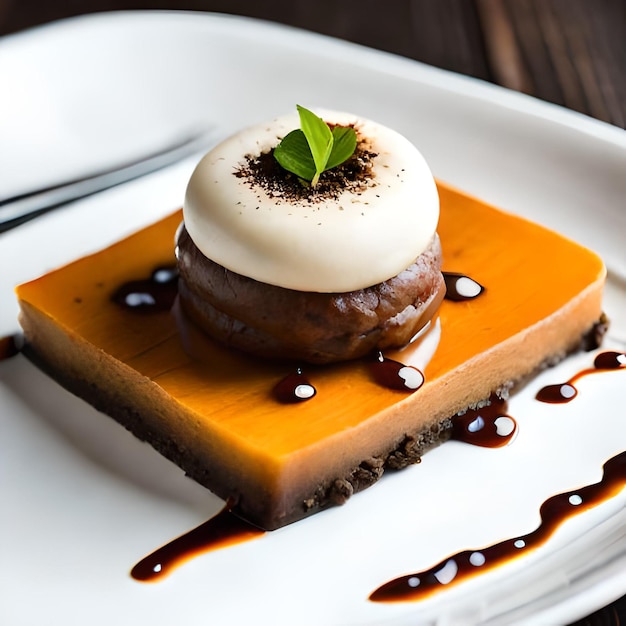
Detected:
[{"left": 176, "top": 225, "right": 446, "bottom": 364}]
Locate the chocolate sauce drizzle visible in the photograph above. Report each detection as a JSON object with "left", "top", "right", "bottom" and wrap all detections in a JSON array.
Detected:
[
  {"left": 369, "top": 450, "right": 626, "bottom": 603},
  {"left": 536, "top": 351, "right": 626, "bottom": 403},
  {"left": 443, "top": 272, "right": 485, "bottom": 301},
  {"left": 450, "top": 396, "right": 517, "bottom": 447},
  {"left": 112, "top": 265, "right": 178, "bottom": 313},
  {"left": 131, "top": 499, "right": 264, "bottom": 582}
]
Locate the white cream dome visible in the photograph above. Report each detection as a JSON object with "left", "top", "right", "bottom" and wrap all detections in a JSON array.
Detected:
[{"left": 183, "top": 110, "right": 439, "bottom": 293}]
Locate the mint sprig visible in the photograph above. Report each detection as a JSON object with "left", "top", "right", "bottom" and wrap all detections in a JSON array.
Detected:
[{"left": 274, "top": 105, "right": 357, "bottom": 186}]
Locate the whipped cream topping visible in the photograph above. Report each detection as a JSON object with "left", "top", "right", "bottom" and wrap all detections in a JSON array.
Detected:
[{"left": 183, "top": 110, "right": 439, "bottom": 293}]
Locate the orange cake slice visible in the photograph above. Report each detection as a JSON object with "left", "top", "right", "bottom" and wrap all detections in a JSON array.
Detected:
[{"left": 15, "top": 182, "right": 606, "bottom": 529}]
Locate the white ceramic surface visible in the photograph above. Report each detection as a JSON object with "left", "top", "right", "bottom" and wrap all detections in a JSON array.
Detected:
[{"left": 0, "top": 12, "right": 625, "bottom": 626}]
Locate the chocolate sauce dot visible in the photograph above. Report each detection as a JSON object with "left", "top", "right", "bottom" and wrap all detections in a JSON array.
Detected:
[
  {"left": 112, "top": 264, "right": 178, "bottom": 313},
  {"left": 273, "top": 369, "right": 316, "bottom": 403},
  {"left": 370, "top": 352, "right": 424, "bottom": 392},
  {"left": 594, "top": 350, "right": 626, "bottom": 370},
  {"left": 451, "top": 397, "right": 517, "bottom": 447},
  {"left": 536, "top": 383, "right": 577, "bottom": 404},
  {"left": 443, "top": 272, "right": 485, "bottom": 301}
]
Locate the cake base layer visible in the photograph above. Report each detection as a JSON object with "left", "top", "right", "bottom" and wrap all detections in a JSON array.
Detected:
[{"left": 16, "top": 182, "right": 606, "bottom": 529}]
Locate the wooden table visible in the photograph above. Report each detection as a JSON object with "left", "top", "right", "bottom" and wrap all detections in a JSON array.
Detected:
[
  {"left": 0, "top": 0, "right": 624, "bottom": 127},
  {"left": 0, "top": 1, "right": 624, "bottom": 623}
]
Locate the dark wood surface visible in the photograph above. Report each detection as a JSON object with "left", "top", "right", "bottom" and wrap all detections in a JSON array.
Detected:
[
  {"left": 0, "top": 1, "right": 624, "bottom": 623},
  {"left": 0, "top": 0, "right": 624, "bottom": 126}
]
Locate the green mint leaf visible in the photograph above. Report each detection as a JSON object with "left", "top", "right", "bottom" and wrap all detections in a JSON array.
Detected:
[
  {"left": 297, "top": 105, "right": 333, "bottom": 185},
  {"left": 326, "top": 126, "right": 357, "bottom": 170},
  {"left": 273, "top": 105, "right": 358, "bottom": 186},
  {"left": 273, "top": 129, "right": 317, "bottom": 180}
]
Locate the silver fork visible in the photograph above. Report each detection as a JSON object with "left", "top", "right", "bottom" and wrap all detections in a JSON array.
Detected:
[{"left": 0, "top": 128, "right": 218, "bottom": 233}]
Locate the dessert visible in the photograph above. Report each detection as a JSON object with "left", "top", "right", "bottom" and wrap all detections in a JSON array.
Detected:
[
  {"left": 14, "top": 196, "right": 606, "bottom": 528},
  {"left": 178, "top": 109, "right": 444, "bottom": 363},
  {"left": 15, "top": 110, "right": 607, "bottom": 530}
]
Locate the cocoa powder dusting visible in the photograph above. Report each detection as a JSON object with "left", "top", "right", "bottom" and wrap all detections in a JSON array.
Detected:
[{"left": 234, "top": 126, "right": 377, "bottom": 203}]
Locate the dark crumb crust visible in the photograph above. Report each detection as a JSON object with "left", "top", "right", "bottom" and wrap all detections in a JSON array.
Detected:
[
  {"left": 20, "top": 315, "right": 608, "bottom": 530},
  {"left": 304, "top": 420, "right": 453, "bottom": 513}
]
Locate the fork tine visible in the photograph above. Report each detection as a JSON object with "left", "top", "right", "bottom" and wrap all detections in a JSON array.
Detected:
[{"left": 0, "top": 128, "right": 218, "bottom": 232}]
